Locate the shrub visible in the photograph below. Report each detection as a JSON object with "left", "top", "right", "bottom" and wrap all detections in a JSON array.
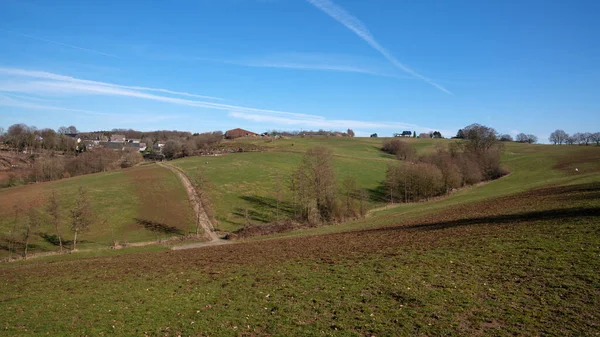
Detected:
[{"left": 382, "top": 139, "right": 416, "bottom": 161}]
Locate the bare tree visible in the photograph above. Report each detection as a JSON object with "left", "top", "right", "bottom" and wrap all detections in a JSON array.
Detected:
[
  {"left": 66, "top": 126, "right": 78, "bottom": 134},
  {"left": 526, "top": 134, "right": 538, "bottom": 144},
  {"left": 47, "top": 190, "right": 64, "bottom": 252},
  {"left": 341, "top": 176, "right": 358, "bottom": 217},
  {"left": 462, "top": 124, "right": 498, "bottom": 153},
  {"left": 516, "top": 133, "right": 529, "bottom": 143},
  {"left": 70, "top": 187, "right": 94, "bottom": 251},
  {"left": 8, "top": 205, "right": 22, "bottom": 259},
  {"left": 591, "top": 132, "right": 600, "bottom": 146},
  {"left": 549, "top": 129, "right": 568, "bottom": 145},
  {"left": 291, "top": 147, "right": 337, "bottom": 224},
  {"left": 163, "top": 140, "right": 180, "bottom": 159},
  {"left": 499, "top": 134, "right": 513, "bottom": 142},
  {"left": 57, "top": 126, "right": 68, "bottom": 135},
  {"left": 347, "top": 129, "right": 355, "bottom": 137},
  {"left": 24, "top": 205, "right": 42, "bottom": 259},
  {"left": 358, "top": 189, "right": 370, "bottom": 217}
]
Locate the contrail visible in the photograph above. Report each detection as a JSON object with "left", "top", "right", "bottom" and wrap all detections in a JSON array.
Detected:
[
  {"left": 306, "top": 0, "right": 452, "bottom": 95},
  {"left": 0, "top": 28, "right": 118, "bottom": 58}
]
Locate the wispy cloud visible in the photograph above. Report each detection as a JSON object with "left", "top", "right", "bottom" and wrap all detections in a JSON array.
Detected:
[
  {"left": 0, "top": 67, "right": 443, "bottom": 133},
  {"left": 306, "top": 0, "right": 452, "bottom": 95},
  {"left": 0, "top": 68, "right": 223, "bottom": 101},
  {"left": 0, "top": 28, "right": 118, "bottom": 58},
  {"left": 0, "top": 93, "right": 178, "bottom": 123},
  {"left": 221, "top": 52, "right": 412, "bottom": 79}
]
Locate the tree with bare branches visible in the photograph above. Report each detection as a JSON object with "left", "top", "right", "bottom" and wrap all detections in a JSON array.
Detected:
[
  {"left": 291, "top": 147, "right": 337, "bottom": 224},
  {"left": 70, "top": 187, "right": 94, "bottom": 251},
  {"left": 47, "top": 190, "right": 64, "bottom": 252},
  {"left": 24, "top": 205, "right": 42, "bottom": 259}
]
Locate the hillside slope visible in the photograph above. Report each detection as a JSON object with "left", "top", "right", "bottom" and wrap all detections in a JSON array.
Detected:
[{"left": 0, "top": 164, "right": 195, "bottom": 257}]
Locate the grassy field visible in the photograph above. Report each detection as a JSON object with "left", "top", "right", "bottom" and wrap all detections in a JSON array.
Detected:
[
  {"left": 172, "top": 137, "right": 445, "bottom": 231},
  {"left": 0, "top": 175, "right": 598, "bottom": 335},
  {"left": 1, "top": 138, "right": 599, "bottom": 335},
  {"left": 0, "top": 164, "right": 195, "bottom": 257}
]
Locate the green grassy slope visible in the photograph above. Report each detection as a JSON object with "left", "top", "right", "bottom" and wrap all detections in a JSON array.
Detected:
[
  {"left": 1, "top": 139, "right": 599, "bottom": 335},
  {"left": 0, "top": 164, "right": 195, "bottom": 256},
  {"left": 172, "top": 138, "right": 401, "bottom": 231},
  {"left": 173, "top": 137, "right": 600, "bottom": 234},
  {"left": 1, "top": 177, "right": 598, "bottom": 336}
]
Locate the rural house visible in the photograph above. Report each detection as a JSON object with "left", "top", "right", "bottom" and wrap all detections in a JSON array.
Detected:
[
  {"left": 419, "top": 133, "right": 431, "bottom": 138},
  {"left": 225, "top": 128, "right": 259, "bottom": 139},
  {"left": 111, "top": 134, "right": 126, "bottom": 142},
  {"left": 394, "top": 131, "right": 412, "bottom": 137}
]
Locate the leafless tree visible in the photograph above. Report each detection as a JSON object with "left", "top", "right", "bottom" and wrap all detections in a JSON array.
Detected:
[
  {"left": 291, "top": 147, "right": 337, "bottom": 224},
  {"left": 8, "top": 205, "right": 22, "bottom": 259},
  {"left": 526, "top": 134, "right": 538, "bottom": 144},
  {"left": 70, "top": 186, "right": 94, "bottom": 251},
  {"left": 382, "top": 139, "right": 416, "bottom": 161},
  {"left": 24, "top": 205, "right": 42, "bottom": 259},
  {"left": 462, "top": 123, "right": 498, "bottom": 153},
  {"left": 499, "top": 134, "right": 513, "bottom": 142},
  {"left": 591, "top": 132, "right": 600, "bottom": 146},
  {"left": 163, "top": 140, "right": 181, "bottom": 159},
  {"left": 516, "top": 133, "right": 529, "bottom": 143},
  {"left": 341, "top": 176, "right": 358, "bottom": 217},
  {"left": 47, "top": 190, "right": 64, "bottom": 252},
  {"left": 549, "top": 129, "right": 568, "bottom": 145},
  {"left": 347, "top": 129, "right": 355, "bottom": 137}
]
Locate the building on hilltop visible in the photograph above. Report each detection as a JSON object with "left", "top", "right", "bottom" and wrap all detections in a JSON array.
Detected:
[
  {"left": 394, "top": 131, "right": 412, "bottom": 137},
  {"left": 419, "top": 133, "right": 431, "bottom": 138},
  {"left": 225, "top": 128, "right": 259, "bottom": 139}
]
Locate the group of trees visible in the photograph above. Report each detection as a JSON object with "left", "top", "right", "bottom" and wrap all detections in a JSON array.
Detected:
[
  {"left": 289, "top": 147, "right": 368, "bottom": 225},
  {"left": 0, "top": 124, "right": 80, "bottom": 153},
  {"left": 12, "top": 148, "right": 143, "bottom": 186},
  {"left": 549, "top": 130, "right": 600, "bottom": 146},
  {"left": 5, "top": 187, "right": 94, "bottom": 259},
  {"left": 161, "top": 131, "right": 223, "bottom": 159},
  {"left": 385, "top": 124, "right": 507, "bottom": 203}
]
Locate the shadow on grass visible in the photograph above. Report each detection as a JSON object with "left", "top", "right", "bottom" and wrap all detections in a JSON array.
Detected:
[
  {"left": 134, "top": 218, "right": 184, "bottom": 235},
  {"left": 405, "top": 207, "right": 600, "bottom": 232},
  {"left": 234, "top": 195, "right": 295, "bottom": 223}
]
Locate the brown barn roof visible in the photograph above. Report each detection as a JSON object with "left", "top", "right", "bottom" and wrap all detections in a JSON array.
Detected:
[{"left": 225, "top": 128, "right": 259, "bottom": 139}]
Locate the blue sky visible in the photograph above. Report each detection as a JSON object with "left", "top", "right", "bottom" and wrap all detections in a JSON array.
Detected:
[{"left": 1, "top": 0, "right": 598, "bottom": 140}]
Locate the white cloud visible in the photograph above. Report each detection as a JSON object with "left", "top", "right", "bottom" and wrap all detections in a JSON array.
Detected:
[
  {"left": 220, "top": 52, "right": 412, "bottom": 79},
  {"left": 0, "top": 67, "right": 443, "bottom": 134},
  {"left": 0, "top": 68, "right": 223, "bottom": 101},
  {"left": 306, "top": 0, "right": 452, "bottom": 94}
]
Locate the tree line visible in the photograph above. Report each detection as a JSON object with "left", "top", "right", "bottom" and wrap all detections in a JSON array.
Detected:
[{"left": 549, "top": 130, "right": 600, "bottom": 145}]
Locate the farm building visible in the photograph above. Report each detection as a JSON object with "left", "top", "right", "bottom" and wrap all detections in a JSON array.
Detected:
[
  {"left": 419, "top": 133, "right": 431, "bottom": 138},
  {"left": 225, "top": 128, "right": 259, "bottom": 139},
  {"left": 111, "top": 134, "right": 126, "bottom": 142},
  {"left": 394, "top": 131, "right": 412, "bottom": 137}
]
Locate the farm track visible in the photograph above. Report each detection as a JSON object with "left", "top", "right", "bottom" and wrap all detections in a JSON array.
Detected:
[{"left": 157, "top": 162, "right": 230, "bottom": 248}]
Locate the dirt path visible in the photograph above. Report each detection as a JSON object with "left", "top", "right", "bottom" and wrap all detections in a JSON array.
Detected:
[{"left": 157, "top": 162, "right": 224, "bottom": 244}]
